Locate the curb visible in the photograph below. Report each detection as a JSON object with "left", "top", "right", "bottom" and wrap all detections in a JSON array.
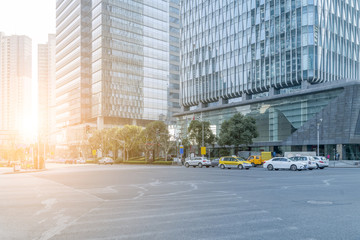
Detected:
[{"left": 2, "top": 169, "right": 47, "bottom": 175}]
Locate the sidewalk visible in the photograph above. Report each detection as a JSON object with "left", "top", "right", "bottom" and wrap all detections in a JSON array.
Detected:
[
  {"left": 328, "top": 160, "right": 360, "bottom": 168},
  {"left": 0, "top": 167, "right": 46, "bottom": 174}
]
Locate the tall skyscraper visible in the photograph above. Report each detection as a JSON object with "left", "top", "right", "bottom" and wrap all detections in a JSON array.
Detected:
[
  {"left": 180, "top": 0, "right": 359, "bottom": 108},
  {"left": 0, "top": 33, "right": 32, "bottom": 133},
  {"left": 90, "top": 0, "right": 180, "bottom": 128},
  {"left": 38, "top": 34, "right": 56, "bottom": 145},
  {"left": 177, "top": 0, "right": 360, "bottom": 159},
  {"left": 55, "top": 0, "right": 180, "bottom": 155}
]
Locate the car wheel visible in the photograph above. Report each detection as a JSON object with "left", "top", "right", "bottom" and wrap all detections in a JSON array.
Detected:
[
  {"left": 185, "top": 163, "right": 189, "bottom": 168},
  {"left": 193, "top": 166, "right": 196, "bottom": 168},
  {"left": 320, "top": 167, "right": 324, "bottom": 169},
  {"left": 316, "top": 163, "right": 320, "bottom": 169},
  {"left": 267, "top": 164, "right": 274, "bottom": 171},
  {"left": 198, "top": 163, "right": 203, "bottom": 168},
  {"left": 238, "top": 164, "right": 244, "bottom": 170},
  {"left": 245, "top": 168, "right": 250, "bottom": 170},
  {"left": 275, "top": 169, "right": 279, "bottom": 171},
  {"left": 309, "top": 168, "right": 313, "bottom": 170},
  {"left": 290, "top": 164, "right": 297, "bottom": 171},
  {"left": 220, "top": 164, "right": 225, "bottom": 169},
  {"left": 212, "top": 166, "right": 215, "bottom": 168}
]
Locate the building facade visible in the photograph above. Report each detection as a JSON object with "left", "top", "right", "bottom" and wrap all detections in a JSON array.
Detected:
[
  {"left": 91, "top": 0, "right": 180, "bottom": 128},
  {"left": 0, "top": 33, "right": 32, "bottom": 134},
  {"left": 177, "top": 0, "right": 360, "bottom": 159},
  {"left": 38, "top": 34, "right": 56, "bottom": 147},
  {"left": 55, "top": 0, "right": 180, "bottom": 157}
]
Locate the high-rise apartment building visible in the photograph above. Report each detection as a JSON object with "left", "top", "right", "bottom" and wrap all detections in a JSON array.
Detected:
[
  {"left": 38, "top": 34, "right": 56, "bottom": 145},
  {"left": 0, "top": 33, "right": 32, "bottom": 133},
  {"left": 56, "top": 0, "right": 180, "bottom": 155},
  {"left": 177, "top": 0, "right": 360, "bottom": 159}
]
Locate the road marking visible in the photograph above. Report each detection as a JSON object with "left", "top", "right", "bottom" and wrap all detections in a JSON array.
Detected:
[
  {"left": 322, "top": 178, "right": 334, "bottom": 186},
  {"left": 35, "top": 198, "right": 57, "bottom": 216},
  {"left": 307, "top": 200, "right": 333, "bottom": 205}
]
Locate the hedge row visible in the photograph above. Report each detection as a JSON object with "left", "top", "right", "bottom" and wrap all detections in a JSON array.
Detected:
[{"left": 122, "top": 160, "right": 172, "bottom": 165}]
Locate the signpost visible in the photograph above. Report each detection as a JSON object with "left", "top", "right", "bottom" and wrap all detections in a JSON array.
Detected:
[{"left": 201, "top": 147, "right": 206, "bottom": 155}]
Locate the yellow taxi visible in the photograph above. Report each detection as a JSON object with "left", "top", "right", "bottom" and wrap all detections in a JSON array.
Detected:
[{"left": 219, "top": 156, "right": 252, "bottom": 170}]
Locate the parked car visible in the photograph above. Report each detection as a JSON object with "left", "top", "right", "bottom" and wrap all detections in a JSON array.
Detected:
[
  {"left": 289, "top": 156, "right": 317, "bottom": 170},
  {"left": 211, "top": 158, "right": 219, "bottom": 167},
  {"left": 184, "top": 157, "right": 211, "bottom": 168},
  {"left": 219, "top": 156, "right": 252, "bottom": 170},
  {"left": 98, "top": 157, "right": 114, "bottom": 165},
  {"left": 263, "top": 157, "right": 307, "bottom": 171},
  {"left": 76, "top": 158, "right": 86, "bottom": 164},
  {"left": 313, "top": 156, "right": 329, "bottom": 169}
]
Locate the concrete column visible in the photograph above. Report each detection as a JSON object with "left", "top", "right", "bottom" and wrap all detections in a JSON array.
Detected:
[
  {"left": 97, "top": 116, "right": 104, "bottom": 130},
  {"left": 336, "top": 144, "right": 343, "bottom": 160},
  {"left": 301, "top": 80, "right": 309, "bottom": 90},
  {"left": 218, "top": 98, "right": 227, "bottom": 105},
  {"left": 198, "top": 102, "right": 207, "bottom": 109},
  {"left": 243, "top": 93, "right": 252, "bottom": 100},
  {"left": 269, "top": 87, "right": 276, "bottom": 96}
]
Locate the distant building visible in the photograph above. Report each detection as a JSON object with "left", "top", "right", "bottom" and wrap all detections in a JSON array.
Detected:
[
  {"left": 177, "top": 0, "right": 360, "bottom": 159},
  {"left": 0, "top": 33, "right": 32, "bottom": 135},
  {"left": 55, "top": 0, "right": 180, "bottom": 156},
  {"left": 38, "top": 34, "right": 56, "bottom": 149}
]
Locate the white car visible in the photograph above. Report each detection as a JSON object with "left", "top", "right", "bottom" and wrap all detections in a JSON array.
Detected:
[
  {"left": 313, "top": 156, "right": 329, "bottom": 169},
  {"left": 98, "top": 157, "right": 114, "bottom": 165},
  {"left": 185, "top": 157, "right": 211, "bottom": 168},
  {"left": 289, "top": 156, "right": 317, "bottom": 170},
  {"left": 263, "top": 157, "right": 307, "bottom": 171}
]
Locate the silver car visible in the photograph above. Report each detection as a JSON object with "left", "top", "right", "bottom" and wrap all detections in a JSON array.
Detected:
[
  {"left": 289, "top": 156, "right": 317, "bottom": 170},
  {"left": 98, "top": 157, "right": 114, "bottom": 165},
  {"left": 185, "top": 157, "right": 211, "bottom": 168},
  {"left": 313, "top": 156, "right": 329, "bottom": 169}
]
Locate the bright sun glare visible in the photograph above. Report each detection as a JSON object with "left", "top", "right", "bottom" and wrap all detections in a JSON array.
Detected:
[{"left": 0, "top": 0, "right": 56, "bottom": 141}]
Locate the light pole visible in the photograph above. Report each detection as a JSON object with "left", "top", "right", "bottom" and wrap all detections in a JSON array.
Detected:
[{"left": 317, "top": 118, "right": 323, "bottom": 156}]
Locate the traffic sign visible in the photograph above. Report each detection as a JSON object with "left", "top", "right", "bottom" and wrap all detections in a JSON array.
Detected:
[
  {"left": 201, "top": 147, "right": 206, "bottom": 155},
  {"left": 180, "top": 145, "right": 184, "bottom": 154}
]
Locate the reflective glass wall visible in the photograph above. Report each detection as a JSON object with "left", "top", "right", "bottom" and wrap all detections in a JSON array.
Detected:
[
  {"left": 180, "top": 0, "right": 360, "bottom": 108},
  {"left": 91, "top": 0, "right": 180, "bottom": 123}
]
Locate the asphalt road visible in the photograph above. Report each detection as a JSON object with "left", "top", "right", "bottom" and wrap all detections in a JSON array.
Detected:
[{"left": 1, "top": 164, "right": 360, "bottom": 240}]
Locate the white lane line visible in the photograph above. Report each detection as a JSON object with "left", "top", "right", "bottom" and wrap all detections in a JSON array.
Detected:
[
  {"left": 35, "top": 198, "right": 57, "bottom": 216},
  {"left": 75, "top": 209, "right": 270, "bottom": 225},
  {"left": 322, "top": 178, "right": 334, "bottom": 186},
  {"left": 307, "top": 200, "right": 333, "bottom": 205},
  {"left": 86, "top": 198, "right": 256, "bottom": 218}
]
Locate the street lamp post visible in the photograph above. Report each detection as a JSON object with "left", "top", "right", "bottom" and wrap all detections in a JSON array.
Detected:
[{"left": 317, "top": 118, "right": 323, "bottom": 156}]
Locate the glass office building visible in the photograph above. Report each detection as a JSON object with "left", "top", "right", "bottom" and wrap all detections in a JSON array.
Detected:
[
  {"left": 91, "top": 0, "right": 180, "bottom": 128},
  {"left": 56, "top": 0, "right": 180, "bottom": 156},
  {"left": 177, "top": 0, "right": 360, "bottom": 159}
]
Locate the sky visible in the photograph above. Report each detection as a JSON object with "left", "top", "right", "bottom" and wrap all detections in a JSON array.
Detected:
[
  {"left": 0, "top": 0, "right": 56, "bottom": 138},
  {"left": 0, "top": 0, "right": 56, "bottom": 43}
]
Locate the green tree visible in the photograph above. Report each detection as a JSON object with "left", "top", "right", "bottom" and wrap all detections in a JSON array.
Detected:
[
  {"left": 117, "top": 125, "right": 143, "bottom": 161},
  {"left": 141, "top": 121, "right": 168, "bottom": 162},
  {"left": 188, "top": 120, "right": 216, "bottom": 154},
  {"left": 218, "top": 113, "right": 258, "bottom": 152},
  {"left": 88, "top": 128, "right": 112, "bottom": 157}
]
